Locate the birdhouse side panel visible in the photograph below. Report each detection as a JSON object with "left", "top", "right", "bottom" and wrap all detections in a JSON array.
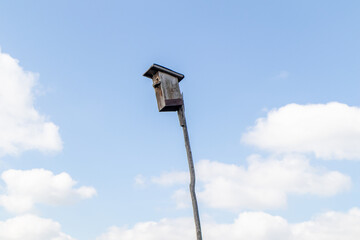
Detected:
[
  {"left": 160, "top": 72, "right": 182, "bottom": 101},
  {"left": 154, "top": 85, "right": 166, "bottom": 111}
]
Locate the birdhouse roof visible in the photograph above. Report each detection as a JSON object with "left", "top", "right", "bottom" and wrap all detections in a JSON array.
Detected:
[{"left": 143, "top": 64, "right": 184, "bottom": 81}]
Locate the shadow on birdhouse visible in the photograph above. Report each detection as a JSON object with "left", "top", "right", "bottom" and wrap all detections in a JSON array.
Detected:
[{"left": 143, "top": 64, "right": 184, "bottom": 112}]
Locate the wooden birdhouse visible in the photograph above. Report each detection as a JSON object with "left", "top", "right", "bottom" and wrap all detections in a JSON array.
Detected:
[{"left": 143, "top": 64, "right": 184, "bottom": 112}]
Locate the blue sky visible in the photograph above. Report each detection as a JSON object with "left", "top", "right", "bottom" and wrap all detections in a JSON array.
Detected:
[{"left": 0, "top": 1, "right": 359, "bottom": 239}]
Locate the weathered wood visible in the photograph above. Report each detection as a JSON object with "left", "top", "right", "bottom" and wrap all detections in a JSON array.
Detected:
[
  {"left": 178, "top": 103, "right": 203, "bottom": 240},
  {"left": 143, "top": 64, "right": 184, "bottom": 112}
]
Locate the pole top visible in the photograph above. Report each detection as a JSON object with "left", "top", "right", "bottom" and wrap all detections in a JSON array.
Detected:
[{"left": 143, "top": 64, "right": 184, "bottom": 82}]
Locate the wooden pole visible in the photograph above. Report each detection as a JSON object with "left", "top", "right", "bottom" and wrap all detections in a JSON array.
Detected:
[{"left": 177, "top": 103, "right": 203, "bottom": 240}]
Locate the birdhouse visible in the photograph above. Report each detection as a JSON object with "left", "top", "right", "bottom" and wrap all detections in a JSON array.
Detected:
[{"left": 143, "top": 64, "right": 184, "bottom": 112}]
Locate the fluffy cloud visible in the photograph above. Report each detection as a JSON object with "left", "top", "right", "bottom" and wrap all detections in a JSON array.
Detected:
[
  {"left": 171, "top": 189, "right": 189, "bottom": 209},
  {"left": 292, "top": 208, "right": 360, "bottom": 239},
  {"left": 97, "top": 218, "right": 195, "bottom": 240},
  {"left": 275, "top": 70, "right": 289, "bottom": 79},
  {"left": 0, "top": 169, "right": 96, "bottom": 214},
  {"left": 151, "top": 172, "right": 188, "bottom": 186},
  {"left": 0, "top": 49, "right": 62, "bottom": 156},
  {"left": 242, "top": 102, "right": 360, "bottom": 160},
  {"left": 153, "top": 156, "right": 350, "bottom": 211},
  {"left": 0, "top": 214, "right": 75, "bottom": 240},
  {"left": 97, "top": 208, "right": 360, "bottom": 240},
  {"left": 134, "top": 174, "right": 146, "bottom": 186}
]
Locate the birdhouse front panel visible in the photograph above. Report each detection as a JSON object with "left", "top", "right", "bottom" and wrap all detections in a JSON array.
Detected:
[{"left": 153, "top": 72, "right": 183, "bottom": 112}]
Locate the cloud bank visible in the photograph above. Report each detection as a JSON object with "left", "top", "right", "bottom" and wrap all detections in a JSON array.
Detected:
[
  {"left": 0, "top": 215, "right": 75, "bottom": 240},
  {"left": 242, "top": 102, "right": 360, "bottom": 160},
  {"left": 0, "top": 169, "right": 96, "bottom": 214},
  {"left": 97, "top": 208, "right": 360, "bottom": 240},
  {"left": 0, "top": 214, "right": 75, "bottom": 240},
  {"left": 153, "top": 156, "right": 350, "bottom": 211},
  {"left": 0, "top": 49, "right": 62, "bottom": 156}
]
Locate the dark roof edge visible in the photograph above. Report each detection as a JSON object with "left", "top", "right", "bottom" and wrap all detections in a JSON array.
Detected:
[{"left": 143, "top": 64, "right": 184, "bottom": 81}]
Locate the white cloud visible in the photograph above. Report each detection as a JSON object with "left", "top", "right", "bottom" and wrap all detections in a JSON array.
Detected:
[
  {"left": 242, "top": 102, "right": 360, "bottom": 160},
  {"left": 171, "top": 189, "right": 189, "bottom": 209},
  {"left": 0, "top": 49, "right": 62, "bottom": 156},
  {"left": 153, "top": 156, "right": 350, "bottom": 211},
  {"left": 134, "top": 174, "right": 146, "bottom": 186},
  {"left": 151, "top": 172, "right": 188, "bottom": 186},
  {"left": 275, "top": 70, "right": 289, "bottom": 79},
  {"left": 292, "top": 208, "right": 360, "bottom": 240},
  {"left": 0, "top": 214, "right": 75, "bottom": 240},
  {"left": 97, "top": 218, "right": 195, "bottom": 240},
  {"left": 0, "top": 168, "right": 96, "bottom": 214},
  {"left": 97, "top": 208, "right": 360, "bottom": 240}
]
